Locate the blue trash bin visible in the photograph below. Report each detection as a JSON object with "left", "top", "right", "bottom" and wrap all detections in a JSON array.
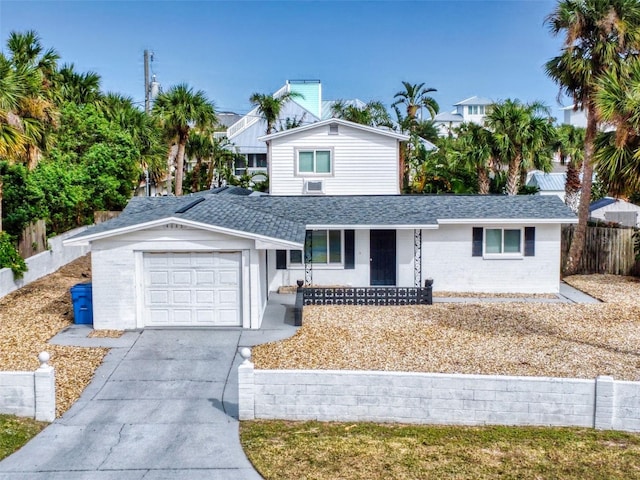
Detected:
[{"left": 70, "top": 283, "right": 93, "bottom": 325}]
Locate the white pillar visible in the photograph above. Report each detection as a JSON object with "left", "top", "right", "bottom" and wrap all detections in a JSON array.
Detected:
[
  {"left": 238, "top": 348, "right": 255, "bottom": 420},
  {"left": 34, "top": 352, "right": 55, "bottom": 422},
  {"left": 594, "top": 375, "right": 614, "bottom": 430}
]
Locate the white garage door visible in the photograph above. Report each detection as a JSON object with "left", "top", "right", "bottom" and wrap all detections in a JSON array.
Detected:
[{"left": 143, "top": 252, "right": 241, "bottom": 327}]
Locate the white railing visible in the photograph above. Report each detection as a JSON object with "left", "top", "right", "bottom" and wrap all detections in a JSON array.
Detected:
[{"left": 226, "top": 84, "right": 291, "bottom": 138}]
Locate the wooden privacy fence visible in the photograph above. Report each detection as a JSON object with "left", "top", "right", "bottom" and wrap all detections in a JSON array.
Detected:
[
  {"left": 562, "top": 225, "right": 640, "bottom": 276},
  {"left": 18, "top": 220, "right": 47, "bottom": 259}
]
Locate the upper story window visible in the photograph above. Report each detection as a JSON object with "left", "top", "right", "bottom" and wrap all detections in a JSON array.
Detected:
[{"left": 297, "top": 149, "right": 332, "bottom": 175}]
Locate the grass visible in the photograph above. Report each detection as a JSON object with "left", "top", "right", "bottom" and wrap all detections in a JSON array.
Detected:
[
  {"left": 241, "top": 420, "right": 640, "bottom": 479},
  {"left": 0, "top": 414, "right": 47, "bottom": 461}
]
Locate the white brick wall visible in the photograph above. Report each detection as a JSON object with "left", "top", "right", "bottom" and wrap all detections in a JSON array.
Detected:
[
  {"left": 0, "top": 226, "right": 90, "bottom": 300},
  {"left": 0, "top": 360, "right": 55, "bottom": 422},
  {"left": 238, "top": 366, "right": 640, "bottom": 433}
]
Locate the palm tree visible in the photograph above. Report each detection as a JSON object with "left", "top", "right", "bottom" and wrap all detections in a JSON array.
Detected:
[
  {"left": 3, "top": 30, "right": 60, "bottom": 170},
  {"left": 100, "top": 93, "right": 166, "bottom": 193},
  {"left": 330, "top": 100, "right": 393, "bottom": 128},
  {"left": 392, "top": 82, "right": 439, "bottom": 127},
  {"left": 545, "top": 0, "right": 640, "bottom": 274},
  {"left": 455, "top": 122, "right": 498, "bottom": 194},
  {"left": 186, "top": 131, "right": 215, "bottom": 192},
  {"left": 249, "top": 90, "right": 303, "bottom": 135},
  {"left": 57, "top": 64, "right": 102, "bottom": 105},
  {"left": 485, "top": 99, "right": 556, "bottom": 195},
  {"left": 152, "top": 84, "right": 216, "bottom": 196},
  {"left": 555, "top": 124, "right": 585, "bottom": 212},
  {"left": 593, "top": 59, "right": 640, "bottom": 197}
]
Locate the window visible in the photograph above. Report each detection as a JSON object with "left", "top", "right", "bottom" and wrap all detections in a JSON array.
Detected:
[
  {"left": 478, "top": 105, "right": 485, "bottom": 115},
  {"left": 485, "top": 228, "right": 522, "bottom": 255},
  {"left": 234, "top": 154, "right": 267, "bottom": 175},
  {"left": 297, "top": 150, "right": 332, "bottom": 175},
  {"left": 289, "top": 230, "right": 342, "bottom": 265}
]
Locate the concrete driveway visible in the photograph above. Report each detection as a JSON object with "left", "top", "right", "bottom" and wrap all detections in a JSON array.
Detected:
[{"left": 0, "top": 294, "right": 298, "bottom": 480}]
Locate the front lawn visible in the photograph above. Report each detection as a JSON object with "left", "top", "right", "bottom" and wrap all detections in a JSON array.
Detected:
[
  {"left": 0, "top": 414, "right": 47, "bottom": 461},
  {"left": 241, "top": 420, "right": 640, "bottom": 480}
]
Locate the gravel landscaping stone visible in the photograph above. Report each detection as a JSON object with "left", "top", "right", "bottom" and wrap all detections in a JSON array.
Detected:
[
  {"left": 0, "top": 255, "right": 107, "bottom": 417},
  {"left": 254, "top": 275, "right": 640, "bottom": 381}
]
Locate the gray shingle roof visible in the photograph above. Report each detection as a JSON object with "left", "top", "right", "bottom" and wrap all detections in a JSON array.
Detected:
[{"left": 70, "top": 193, "right": 576, "bottom": 245}]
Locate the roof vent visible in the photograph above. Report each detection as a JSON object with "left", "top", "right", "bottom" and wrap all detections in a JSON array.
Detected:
[
  {"left": 304, "top": 180, "right": 324, "bottom": 194},
  {"left": 175, "top": 197, "right": 205, "bottom": 214},
  {"left": 329, "top": 124, "right": 339, "bottom": 135}
]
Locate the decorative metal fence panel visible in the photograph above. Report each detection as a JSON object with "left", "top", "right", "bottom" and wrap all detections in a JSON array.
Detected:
[{"left": 302, "top": 287, "right": 432, "bottom": 306}]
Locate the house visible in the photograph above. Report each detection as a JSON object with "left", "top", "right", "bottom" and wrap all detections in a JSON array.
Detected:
[
  {"left": 259, "top": 118, "right": 409, "bottom": 196},
  {"left": 590, "top": 197, "right": 640, "bottom": 227},
  {"left": 65, "top": 192, "right": 576, "bottom": 330},
  {"left": 526, "top": 171, "right": 567, "bottom": 201},
  {"left": 433, "top": 96, "right": 493, "bottom": 136},
  {"left": 560, "top": 105, "right": 588, "bottom": 128},
  {"left": 221, "top": 80, "right": 434, "bottom": 181}
]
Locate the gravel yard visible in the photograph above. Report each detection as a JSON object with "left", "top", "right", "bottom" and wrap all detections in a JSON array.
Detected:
[
  {"left": 0, "top": 255, "right": 107, "bottom": 417},
  {"left": 253, "top": 275, "right": 640, "bottom": 380}
]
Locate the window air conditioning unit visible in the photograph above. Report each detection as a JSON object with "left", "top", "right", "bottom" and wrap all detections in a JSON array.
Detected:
[{"left": 304, "top": 180, "right": 324, "bottom": 194}]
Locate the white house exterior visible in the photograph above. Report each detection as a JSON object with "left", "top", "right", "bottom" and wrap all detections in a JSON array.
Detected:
[
  {"left": 66, "top": 193, "right": 576, "bottom": 330},
  {"left": 260, "top": 118, "right": 409, "bottom": 196},
  {"left": 433, "top": 96, "right": 493, "bottom": 136},
  {"left": 590, "top": 197, "right": 640, "bottom": 227}
]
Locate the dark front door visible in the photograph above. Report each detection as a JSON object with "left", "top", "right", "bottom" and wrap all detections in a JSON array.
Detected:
[{"left": 370, "top": 230, "right": 396, "bottom": 286}]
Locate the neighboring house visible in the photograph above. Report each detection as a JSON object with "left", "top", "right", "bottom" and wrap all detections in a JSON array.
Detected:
[
  {"left": 526, "top": 171, "right": 567, "bottom": 201},
  {"left": 65, "top": 192, "right": 576, "bottom": 330},
  {"left": 433, "top": 96, "right": 493, "bottom": 136},
  {"left": 259, "top": 118, "right": 409, "bottom": 196},
  {"left": 222, "top": 80, "right": 324, "bottom": 177},
  {"left": 560, "top": 105, "right": 588, "bottom": 128},
  {"left": 590, "top": 197, "right": 640, "bottom": 227}
]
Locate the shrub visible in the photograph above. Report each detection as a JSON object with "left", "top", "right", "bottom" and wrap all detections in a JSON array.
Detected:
[{"left": 0, "top": 232, "right": 28, "bottom": 278}]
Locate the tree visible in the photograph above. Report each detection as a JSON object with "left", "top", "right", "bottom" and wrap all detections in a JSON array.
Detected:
[
  {"left": 3, "top": 30, "right": 60, "bottom": 171},
  {"left": 545, "top": 0, "right": 640, "bottom": 274},
  {"left": 249, "top": 90, "right": 303, "bottom": 135},
  {"left": 185, "top": 130, "right": 215, "bottom": 193},
  {"left": 593, "top": 59, "right": 640, "bottom": 197},
  {"left": 392, "top": 81, "right": 439, "bottom": 127},
  {"left": 485, "top": 99, "right": 556, "bottom": 195},
  {"left": 152, "top": 84, "right": 216, "bottom": 196},
  {"left": 454, "top": 122, "right": 498, "bottom": 194},
  {"left": 57, "top": 63, "right": 102, "bottom": 105},
  {"left": 330, "top": 100, "right": 393, "bottom": 128},
  {"left": 100, "top": 93, "right": 165, "bottom": 191},
  {"left": 555, "top": 124, "right": 585, "bottom": 212}
]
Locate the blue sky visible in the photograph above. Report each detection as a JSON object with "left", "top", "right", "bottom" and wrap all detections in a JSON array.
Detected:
[{"left": 0, "top": 0, "right": 568, "bottom": 119}]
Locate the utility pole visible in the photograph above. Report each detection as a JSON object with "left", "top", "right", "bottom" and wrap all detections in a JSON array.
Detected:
[{"left": 144, "top": 50, "right": 150, "bottom": 114}]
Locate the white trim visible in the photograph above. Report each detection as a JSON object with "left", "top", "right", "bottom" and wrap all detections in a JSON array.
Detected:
[
  {"left": 64, "top": 217, "right": 305, "bottom": 249},
  {"left": 306, "top": 224, "right": 440, "bottom": 230},
  {"left": 259, "top": 118, "right": 410, "bottom": 142},
  {"left": 134, "top": 252, "right": 144, "bottom": 329},
  {"left": 437, "top": 218, "right": 577, "bottom": 225}
]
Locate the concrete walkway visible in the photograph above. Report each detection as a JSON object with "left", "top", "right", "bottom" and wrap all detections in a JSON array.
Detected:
[
  {"left": 433, "top": 282, "right": 600, "bottom": 304},
  {"left": 0, "top": 294, "right": 299, "bottom": 480},
  {"left": 0, "top": 288, "right": 599, "bottom": 479}
]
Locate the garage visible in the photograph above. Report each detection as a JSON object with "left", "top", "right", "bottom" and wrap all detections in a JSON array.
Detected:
[{"left": 143, "top": 251, "right": 241, "bottom": 327}]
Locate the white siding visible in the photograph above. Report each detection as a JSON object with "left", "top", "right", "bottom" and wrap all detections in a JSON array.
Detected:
[
  {"left": 268, "top": 124, "right": 400, "bottom": 196},
  {"left": 91, "top": 226, "right": 264, "bottom": 330},
  {"left": 422, "top": 224, "right": 562, "bottom": 293}
]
